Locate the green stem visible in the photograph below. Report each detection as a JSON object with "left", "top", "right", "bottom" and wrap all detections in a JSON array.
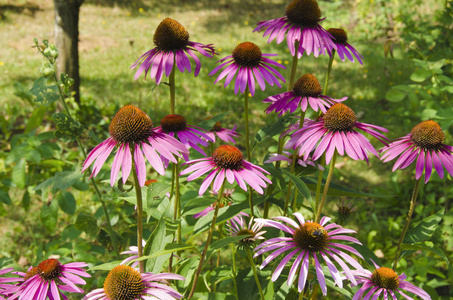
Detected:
[
  {"left": 169, "top": 62, "right": 176, "bottom": 114},
  {"left": 243, "top": 86, "right": 254, "bottom": 217},
  {"left": 231, "top": 244, "right": 239, "bottom": 300},
  {"left": 288, "top": 40, "right": 300, "bottom": 91},
  {"left": 188, "top": 182, "right": 226, "bottom": 298},
  {"left": 175, "top": 159, "right": 181, "bottom": 245},
  {"left": 315, "top": 152, "right": 337, "bottom": 223},
  {"left": 314, "top": 155, "right": 326, "bottom": 220},
  {"left": 324, "top": 50, "right": 335, "bottom": 96},
  {"left": 131, "top": 150, "right": 145, "bottom": 273},
  {"left": 392, "top": 178, "right": 422, "bottom": 270},
  {"left": 52, "top": 67, "right": 120, "bottom": 258},
  {"left": 213, "top": 223, "right": 224, "bottom": 293},
  {"left": 246, "top": 247, "right": 265, "bottom": 300}
]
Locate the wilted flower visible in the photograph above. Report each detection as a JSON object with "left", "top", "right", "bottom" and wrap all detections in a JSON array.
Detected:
[
  {"left": 205, "top": 120, "right": 240, "bottom": 144},
  {"left": 351, "top": 263, "right": 431, "bottom": 300},
  {"left": 327, "top": 28, "right": 363, "bottom": 64},
  {"left": 10, "top": 258, "right": 90, "bottom": 300},
  {"left": 181, "top": 145, "right": 271, "bottom": 195},
  {"left": 380, "top": 120, "right": 453, "bottom": 183},
  {"left": 255, "top": 213, "right": 364, "bottom": 295},
  {"left": 209, "top": 42, "right": 285, "bottom": 96},
  {"left": 131, "top": 18, "right": 216, "bottom": 84},
  {"left": 82, "top": 105, "right": 188, "bottom": 187},
  {"left": 286, "top": 103, "right": 389, "bottom": 164},
  {"left": 83, "top": 265, "right": 184, "bottom": 300},
  {"left": 264, "top": 74, "right": 347, "bottom": 116},
  {"left": 253, "top": 0, "right": 336, "bottom": 58}
]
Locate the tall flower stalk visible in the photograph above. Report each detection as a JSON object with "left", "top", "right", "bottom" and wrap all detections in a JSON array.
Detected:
[{"left": 132, "top": 151, "right": 145, "bottom": 273}]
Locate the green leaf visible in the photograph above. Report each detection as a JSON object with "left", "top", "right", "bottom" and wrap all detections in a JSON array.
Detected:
[
  {"left": 57, "top": 191, "right": 76, "bottom": 215},
  {"left": 40, "top": 200, "right": 58, "bottom": 232},
  {"left": 400, "top": 241, "right": 449, "bottom": 263},
  {"left": 281, "top": 169, "right": 312, "bottom": 201},
  {"left": 52, "top": 113, "right": 84, "bottom": 141},
  {"left": 132, "top": 243, "right": 197, "bottom": 264},
  {"left": 75, "top": 213, "right": 99, "bottom": 237},
  {"left": 34, "top": 169, "right": 83, "bottom": 197},
  {"left": 22, "top": 190, "right": 30, "bottom": 210},
  {"left": 410, "top": 68, "right": 432, "bottom": 82},
  {"left": 254, "top": 114, "right": 292, "bottom": 144},
  {"left": 385, "top": 88, "right": 407, "bottom": 102},
  {"left": 144, "top": 217, "right": 173, "bottom": 273},
  {"left": 351, "top": 243, "right": 382, "bottom": 267},
  {"left": 25, "top": 106, "right": 47, "bottom": 133},
  {"left": 303, "top": 177, "right": 391, "bottom": 198},
  {"left": 29, "top": 77, "right": 60, "bottom": 105},
  {"left": 182, "top": 197, "right": 214, "bottom": 216},
  {"left": 89, "top": 260, "right": 123, "bottom": 271},
  {"left": 12, "top": 158, "right": 26, "bottom": 189},
  {"left": 206, "top": 235, "right": 251, "bottom": 262},
  {"left": 0, "top": 190, "right": 11, "bottom": 205},
  {"left": 196, "top": 112, "right": 229, "bottom": 131}
]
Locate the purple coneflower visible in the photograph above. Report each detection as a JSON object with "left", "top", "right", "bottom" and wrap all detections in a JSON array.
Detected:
[
  {"left": 227, "top": 213, "right": 266, "bottom": 247},
  {"left": 327, "top": 28, "right": 363, "bottom": 64},
  {"left": 254, "top": 213, "right": 363, "bottom": 295},
  {"left": 380, "top": 120, "right": 453, "bottom": 183},
  {"left": 10, "top": 258, "right": 90, "bottom": 300},
  {"left": 120, "top": 240, "right": 147, "bottom": 268},
  {"left": 286, "top": 103, "right": 389, "bottom": 164},
  {"left": 351, "top": 263, "right": 431, "bottom": 300},
  {"left": 131, "top": 18, "right": 216, "bottom": 84},
  {"left": 194, "top": 189, "right": 235, "bottom": 218},
  {"left": 264, "top": 74, "right": 347, "bottom": 116},
  {"left": 253, "top": 0, "right": 336, "bottom": 58},
  {"left": 205, "top": 120, "right": 240, "bottom": 144},
  {"left": 180, "top": 145, "right": 271, "bottom": 195},
  {"left": 265, "top": 150, "right": 324, "bottom": 170},
  {"left": 82, "top": 105, "right": 188, "bottom": 187},
  {"left": 0, "top": 268, "right": 18, "bottom": 298},
  {"left": 155, "top": 114, "right": 213, "bottom": 159},
  {"left": 209, "top": 42, "right": 285, "bottom": 96},
  {"left": 83, "top": 265, "right": 183, "bottom": 300}
]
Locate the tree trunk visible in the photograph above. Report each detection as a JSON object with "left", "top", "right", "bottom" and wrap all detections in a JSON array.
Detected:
[{"left": 54, "top": 0, "right": 84, "bottom": 104}]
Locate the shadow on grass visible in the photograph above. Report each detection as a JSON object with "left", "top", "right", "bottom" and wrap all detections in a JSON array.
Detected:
[{"left": 0, "top": 2, "right": 41, "bottom": 20}]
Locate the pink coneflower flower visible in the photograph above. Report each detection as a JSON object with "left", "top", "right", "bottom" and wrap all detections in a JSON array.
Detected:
[
  {"left": 254, "top": 213, "right": 363, "bottom": 295},
  {"left": 286, "top": 103, "right": 389, "bottom": 164},
  {"left": 327, "top": 28, "right": 363, "bottom": 64},
  {"left": 120, "top": 240, "right": 147, "bottom": 268},
  {"left": 253, "top": 0, "right": 336, "bottom": 58},
  {"left": 380, "top": 120, "right": 453, "bottom": 183},
  {"left": 131, "top": 18, "right": 216, "bottom": 84},
  {"left": 180, "top": 145, "right": 271, "bottom": 195},
  {"left": 209, "top": 42, "right": 285, "bottom": 96},
  {"left": 0, "top": 268, "right": 18, "bottom": 298},
  {"left": 82, "top": 105, "right": 188, "bottom": 187},
  {"left": 83, "top": 265, "right": 183, "bottom": 300},
  {"left": 264, "top": 74, "right": 347, "bottom": 116},
  {"left": 156, "top": 114, "right": 213, "bottom": 159},
  {"left": 351, "top": 263, "right": 431, "bottom": 300},
  {"left": 265, "top": 151, "right": 324, "bottom": 170},
  {"left": 194, "top": 189, "right": 235, "bottom": 218},
  {"left": 205, "top": 120, "right": 240, "bottom": 144},
  {"left": 227, "top": 213, "right": 266, "bottom": 247},
  {"left": 10, "top": 258, "right": 90, "bottom": 300}
]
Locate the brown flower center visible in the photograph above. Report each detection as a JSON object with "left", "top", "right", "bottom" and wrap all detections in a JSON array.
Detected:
[
  {"left": 323, "top": 103, "right": 357, "bottom": 132},
  {"left": 328, "top": 28, "right": 348, "bottom": 44},
  {"left": 293, "top": 221, "right": 328, "bottom": 252},
  {"left": 109, "top": 105, "right": 153, "bottom": 143},
  {"left": 212, "top": 145, "right": 244, "bottom": 170},
  {"left": 371, "top": 267, "right": 400, "bottom": 290},
  {"left": 104, "top": 265, "right": 144, "bottom": 300},
  {"left": 232, "top": 42, "right": 262, "bottom": 67},
  {"left": 24, "top": 267, "right": 39, "bottom": 281},
  {"left": 37, "top": 259, "right": 62, "bottom": 281},
  {"left": 293, "top": 74, "right": 322, "bottom": 97},
  {"left": 286, "top": 0, "right": 322, "bottom": 28},
  {"left": 153, "top": 18, "right": 189, "bottom": 52},
  {"left": 410, "top": 120, "right": 445, "bottom": 150},
  {"left": 161, "top": 114, "right": 187, "bottom": 133}
]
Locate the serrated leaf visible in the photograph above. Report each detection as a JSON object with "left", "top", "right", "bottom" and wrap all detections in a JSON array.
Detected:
[
  {"left": 30, "top": 77, "right": 60, "bottom": 105},
  {"left": 75, "top": 213, "right": 98, "bottom": 237},
  {"left": 40, "top": 201, "right": 58, "bottom": 232},
  {"left": 410, "top": 68, "right": 432, "bottom": 82},
  {"left": 52, "top": 113, "right": 84, "bottom": 141},
  {"left": 400, "top": 241, "right": 449, "bottom": 263},
  {"left": 57, "top": 191, "right": 76, "bottom": 215},
  {"left": 34, "top": 169, "right": 83, "bottom": 196},
  {"left": 12, "top": 159, "right": 26, "bottom": 189},
  {"left": 197, "top": 112, "right": 229, "bottom": 131}
]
